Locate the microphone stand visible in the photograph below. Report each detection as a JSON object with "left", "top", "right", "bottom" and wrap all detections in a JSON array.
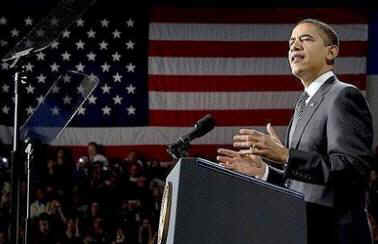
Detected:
[
  {"left": 6, "top": 49, "right": 32, "bottom": 244},
  {"left": 24, "top": 139, "right": 33, "bottom": 244}
]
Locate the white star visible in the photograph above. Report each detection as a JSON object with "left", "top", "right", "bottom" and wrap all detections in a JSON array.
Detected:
[
  {"left": 126, "top": 18, "right": 134, "bottom": 27},
  {"left": 113, "top": 95, "right": 123, "bottom": 105},
  {"left": 126, "top": 40, "right": 135, "bottom": 50},
  {"left": 77, "top": 85, "right": 84, "bottom": 94},
  {"left": 62, "top": 29, "right": 71, "bottom": 38},
  {"left": 101, "top": 84, "right": 111, "bottom": 94},
  {"left": 50, "top": 17, "right": 59, "bottom": 26},
  {"left": 37, "top": 74, "right": 46, "bottom": 83},
  {"left": 36, "top": 29, "right": 45, "bottom": 37},
  {"left": 78, "top": 106, "right": 86, "bottom": 115},
  {"left": 26, "top": 106, "right": 34, "bottom": 115},
  {"left": 87, "top": 52, "right": 96, "bottom": 61},
  {"left": 100, "top": 19, "right": 110, "bottom": 27},
  {"left": 63, "top": 74, "right": 71, "bottom": 83},
  {"left": 126, "top": 63, "right": 136, "bottom": 72},
  {"left": 112, "top": 52, "right": 121, "bottom": 62},
  {"left": 25, "top": 84, "right": 35, "bottom": 94},
  {"left": 102, "top": 106, "right": 111, "bottom": 115},
  {"left": 126, "top": 84, "right": 136, "bottom": 94},
  {"left": 88, "top": 73, "right": 98, "bottom": 82},
  {"left": 25, "top": 63, "right": 34, "bottom": 72},
  {"left": 0, "top": 17, "right": 7, "bottom": 25},
  {"left": 61, "top": 51, "right": 71, "bottom": 61},
  {"left": 112, "top": 29, "right": 121, "bottom": 38},
  {"left": 63, "top": 95, "right": 72, "bottom": 104},
  {"left": 0, "top": 40, "right": 8, "bottom": 47},
  {"left": 87, "top": 29, "right": 96, "bottom": 38},
  {"left": 2, "top": 105, "right": 10, "bottom": 114},
  {"left": 127, "top": 105, "right": 136, "bottom": 115},
  {"left": 76, "top": 40, "right": 85, "bottom": 50},
  {"left": 101, "top": 62, "right": 110, "bottom": 72},
  {"left": 36, "top": 52, "right": 45, "bottom": 60},
  {"left": 51, "top": 106, "right": 60, "bottom": 115},
  {"left": 75, "top": 63, "right": 85, "bottom": 72},
  {"left": 10, "top": 28, "right": 19, "bottom": 37},
  {"left": 50, "top": 40, "right": 59, "bottom": 49},
  {"left": 113, "top": 72, "right": 122, "bottom": 82},
  {"left": 25, "top": 17, "right": 33, "bottom": 26},
  {"left": 51, "top": 85, "right": 60, "bottom": 94},
  {"left": 50, "top": 63, "right": 60, "bottom": 72},
  {"left": 1, "top": 62, "right": 9, "bottom": 70},
  {"left": 88, "top": 95, "right": 97, "bottom": 104},
  {"left": 76, "top": 18, "right": 84, "bottom": 27},
  {"left": 2, "top": 84, "right": 9, "bottom": 93},
  {"left": 37, "top": 95, "right": 44, "bottom": 104},
  {"left": 99, "top": 41, "right": 108, "bottom": 50}
]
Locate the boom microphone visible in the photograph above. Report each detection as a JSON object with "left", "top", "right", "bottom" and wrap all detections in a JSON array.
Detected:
[
  {"left": 179, "top": 114, "right": 215, "bottom": 143},
  {"left": 167, "top": 114, "right": 216, "bottom": 159}
]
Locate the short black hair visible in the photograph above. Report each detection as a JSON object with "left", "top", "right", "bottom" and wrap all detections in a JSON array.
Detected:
[
  {"left": 88, "top": 142, "right": 98, "bottom": 149},
  {"left": 297, "top": 18, "right": 339, "bottom": 47}
]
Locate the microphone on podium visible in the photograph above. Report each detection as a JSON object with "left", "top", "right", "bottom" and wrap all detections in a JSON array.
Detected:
[{"left": 167, "top": 114, "right": 215, "bottom": 159}]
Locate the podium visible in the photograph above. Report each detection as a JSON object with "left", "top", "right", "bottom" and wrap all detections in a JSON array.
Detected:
[{"left": 157, "top": 158, "right": 307, "bottom": 244}]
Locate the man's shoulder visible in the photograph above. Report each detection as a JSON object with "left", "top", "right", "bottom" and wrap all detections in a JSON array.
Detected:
[
  {"left": 334, "top": 78, "right": 357, "bottom": 89},
  {"left": 326, "top": 78, "right": 370, "bottom": 113},
  {"left": 329, "top": 78, "right": 363, "bottom": 97}
]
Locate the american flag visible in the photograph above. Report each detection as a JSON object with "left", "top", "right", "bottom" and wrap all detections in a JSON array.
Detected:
[{"left": 0, "top": 6, "right": 372, "bottom": 161}]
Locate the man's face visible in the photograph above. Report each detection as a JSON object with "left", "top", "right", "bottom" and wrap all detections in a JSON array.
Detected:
[
  {"left": 288, "top": 23, "right": 331, "bottom": 80},
  {"left": 88, "top": 144, "right": 97, "bottom": 158},
  {"left": 39, "top": 220, "right": 49, "bottom": 234}
]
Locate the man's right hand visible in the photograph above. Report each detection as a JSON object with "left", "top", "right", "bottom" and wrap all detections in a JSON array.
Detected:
[{"left": 217, "top": 148, "right": 266, "bottom": 178}]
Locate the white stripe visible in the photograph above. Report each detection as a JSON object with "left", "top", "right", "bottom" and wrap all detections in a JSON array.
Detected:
[
  {"left": 148, "top": 57, "right": 366, "bottom": 75},
  {"left": 54, "top": 126, "right": 288, "bottom": 145},
  {"left": 149, "top": 90, "right": 367, "bottom": 110},
  {"left": 149, "top": 23, "right": 368, "bottom": 41},
  {"left": 150, "top": 90, "right": 366, "bottom": 110},
  {"left": 149, "top": 91, "right": 299, "bottom": 110},
  {"left": 0, "top": 126, "right": 288, "bottom": 146}
]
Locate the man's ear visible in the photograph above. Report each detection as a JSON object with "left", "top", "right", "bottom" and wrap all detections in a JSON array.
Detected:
[{"left": 326, "top": 45, "right": 339, "bottom": 65}]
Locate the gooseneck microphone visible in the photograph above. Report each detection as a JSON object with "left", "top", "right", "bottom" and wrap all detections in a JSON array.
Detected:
[{"left": 167, "top": 114, "right": 215, "bottom": 159}]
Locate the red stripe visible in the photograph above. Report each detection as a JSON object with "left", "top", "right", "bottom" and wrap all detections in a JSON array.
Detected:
[
  {"left": 57, "top": 145, "right": 233, "bottom": 162},
  {"left": 150, "top": 8, "right": 369, "bottom": 24},
  {"left": 148, "top": 74, "right": 366, "bottom": 92},
  {"left": 149, "top": 41, "right": 367, "bottom": 58},
  {"left": 149, "top": 110, "right": 293, "bottom": 126}
]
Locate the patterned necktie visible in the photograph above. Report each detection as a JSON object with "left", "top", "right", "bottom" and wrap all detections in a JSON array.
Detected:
[{"left": 289, "top": 91, "right": 309, "bottom": 146}]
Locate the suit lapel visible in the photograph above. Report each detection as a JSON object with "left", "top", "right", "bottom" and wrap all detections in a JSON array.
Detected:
[
  {"left": 290, "top": 76, "right": 336, "bottom": 149},
  {"left": 285, "top": 117, "right": 293, "bottom": 147}
]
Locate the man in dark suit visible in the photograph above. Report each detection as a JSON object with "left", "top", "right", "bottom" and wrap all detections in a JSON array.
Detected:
[{"left": 217, "top": 19, "right": 374, "bottom": 244}]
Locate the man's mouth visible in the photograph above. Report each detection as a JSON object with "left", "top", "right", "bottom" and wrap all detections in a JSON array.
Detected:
[{"left": 291, "top": 53, "right": 305, "bottom": 64}]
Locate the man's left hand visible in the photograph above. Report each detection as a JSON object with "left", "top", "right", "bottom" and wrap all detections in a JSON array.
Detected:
[{"left": 233, "top": 123, "right": 289, "bottom": 163}]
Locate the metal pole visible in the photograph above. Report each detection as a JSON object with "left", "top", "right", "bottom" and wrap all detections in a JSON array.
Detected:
[
  {"left": 10, "top": 71, "right": 21, "bottom": 244},
  {"left": 24, "top": 142, "right": 32, "bottom": 244}
]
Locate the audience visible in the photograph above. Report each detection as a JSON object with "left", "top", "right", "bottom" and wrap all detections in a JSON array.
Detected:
[{"left": 0, "top": 144, "right": 174, "bottom": 243}]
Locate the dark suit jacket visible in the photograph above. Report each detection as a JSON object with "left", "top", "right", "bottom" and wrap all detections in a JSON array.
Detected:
[{"left": 267, "top": 76, "right": 374, "bottom": 244}]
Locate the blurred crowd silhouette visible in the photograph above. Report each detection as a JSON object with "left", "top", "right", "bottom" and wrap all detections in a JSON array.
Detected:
[{"left": 0, "top": 141, "right": 175, "bottom": 244}]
